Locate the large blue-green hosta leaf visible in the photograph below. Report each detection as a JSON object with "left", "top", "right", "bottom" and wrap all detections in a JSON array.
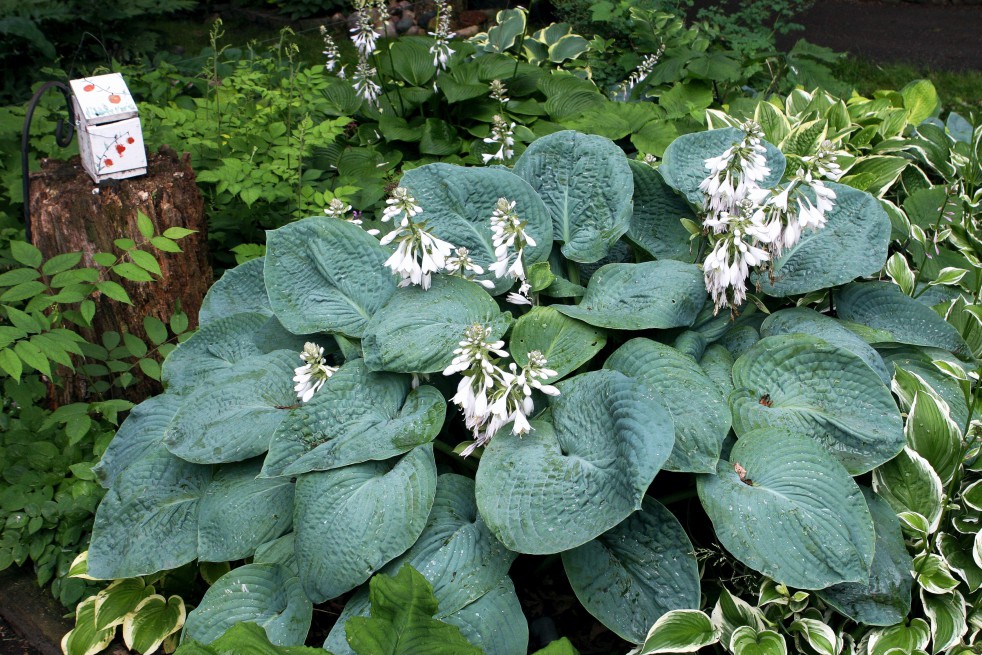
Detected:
[
  {"left": 263, "top": 361, "right": 444, "bottom": 476},
  {"left": 729, "top": 334, "right": 904, "bottom": 474},
  {"left": 198, "top": 257, "right": 271, "bottom": 326},
  {"left": 182, "top": 563, "right": 311, "bottom": 646},
  {"left": 756, "top": 184, "right": 890, "bottom": 296},
  {"left": 659, "top": 127, "right": 786, "bottom": 207},
  {"left": 555, "top": 261, "right": 706, "bottom": 330},
  {"left": 818, "top": 488, "right": 913, "bottom": 626},
  {"left": 362, "top": 275, "right": 512, "bottom": 373},
  {"left": 627, "top": 160, "right": 698, "bottom": 263},
  {"left": 93, "top": 393, "right": 182, "bottom": 488},
  {"left": 760, "top": 307, "right": 891, "bottom": 385},
  {"left": 697, "top": 427, "right": 875, "bottom": 589},
  {"left": 475, "top": 370, "right": 675, "bottom": 554},
  {"left": 164, "top": 351, "right": 297, "bottom": 464},
  {"left": 265, "top": 217, "right": 397, "bottom": 338},
  {"left": 512, "top": 130, "right": 633, "bottom": 263},
  {"left": 837, "top": 282, "right": 970, "bottom": 358},
  {"left": 400, "top": 164, "right": 552, "bottom": 295},
  {"left": 562, "top": 497, "right": 700, "bottom": 644},
  {"left": 605, "top": 338, "right": 728, "bottom": 473},
  {"left": 509, "top": 306, "right": 606, "bottom": 381},
  {"left": 293, "top": 445, "right": 437, "bottom": 602}
]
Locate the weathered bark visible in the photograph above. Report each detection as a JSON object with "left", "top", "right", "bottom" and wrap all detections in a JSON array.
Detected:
[{"left": 28, "top": 146, "right": 212, "bottom": 404}]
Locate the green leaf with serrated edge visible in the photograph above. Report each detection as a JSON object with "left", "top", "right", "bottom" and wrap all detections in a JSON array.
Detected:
[
  {"left": 264, "top": 363, "right": 444, "bottom": 477},
  {"left": 197, "top": 460, "right": 294, "bottom": 561},
  {"left": 728, "top": 626, "right": 787, "bottom": 655},
  {"left": 867, "top": 618, "right": 930, "bottom": 655},
  {"left": 122, "top": 594, "right": 185, "bottom": 653},
  {"left": 61, "top": 596, "right": 116, "bottom": 655},
  {"left": 400, "top": 164, "right": 552, "bottom": 296},
  {"left": 41, "top": 252, "right": 83, "bottom": 276},
  {"left": 476, "top": 370, "right": 675, "bottom": 554},
  {"left": 626, "top": 160, "right": 698, "bottom": 263},
  {"left": 921, "top": 589, "right": 967, "bottom": 653},
  {"left": 838, "top": 282, "right": 970, "bottom": 358},
  {"left": 730, "top": 334, "right": 904, "bottom": 474},
  {"left": 818, "top": 488, "right": 913, "bottom": 626},
  {"left": 10, "top": 241, "right": 42, "bottom": 268},
  {"left": 562, "top": 497, "right": 699, "bottom": 644},
  {"left": 697, "top": 427, "right": 875, "bottom": 589},
  {"left": 97, "top": 280, "right": 130, "bottom": 303},
  {"left": 0, "top": 347, "right": 22, "bottom": 380},
  {"left": 294, "top": 445, "right": 437, "bottom": 602},
  {"left": 143, "top": 315, "right": 168, "bottom": 346},
  {"left": 710, "top": 588, "right": 765, "bottom": 650},
  {"left": 605, "top": 338, "right": 728, "bottom": 473},
  {"left": 873, "top": 447, "right": 943, "bottom": 533},
  {"left": 162, "top": 313, "right": 308, "bottom": 393},
  {"left": 136, "top": 211, "right": 154, "bottom": 239},
  {"left": 510, "top": 306, "right": 605, "bottom": 382},
  {"left": 93, "top": 578, "right": 155, "bottom": 630},
  {"left": 129, "top": 249, "right": 162, "bottom": 276},
  {"left": 639, "top": 609, "right": 719, "bottom": 654},
  {"left": 756, "top": 183, "right": 890, "bottom": 296},
  {"left": 512, "top": 130, "right": 633, "bottom": 263},
  {"left": 760, "top": 307, "right": 892, "bottom": 385},
  {"left": 905, "top": 391, "right": 961, "bottom": 484},
  {"left": 659, "top": 127, "right": 786, "bottom": 208},
  {"left": 93, "top": 393, "right": 183, "bottom": 488},
  {"left": 265, "top": 217, "right": 396, "bottom": 338},
  {"left": 345, "top": 565, "right": 482, "bottom": 655},
  {"left": 183, "top": 621, "right": 326, "bottom": 654},
  {"left": 555, "top": 261, "right": 706, "bottom": 330},
  {"left": 183, "top": 563, "right": 311, "bottom": 646},
  {"left": 88, "top": 449, "right": 211, "bottom": 578},
  {"left": 199, "top": 258, "right": 272, "bottom": 326},
  {"left": 164, "top": 351, "right": 296, "bottom": 464},
  {"left": 362, "top": 275, "right": 511, "bottom": 374}
]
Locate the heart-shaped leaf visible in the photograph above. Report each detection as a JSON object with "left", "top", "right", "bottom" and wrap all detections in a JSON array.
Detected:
[
  {"left": 605, "top": 338, "right": 728, "bottom": 473},
  {"left": 93, "top": 393, "right": 182, "bottom": 488},
  {"left": 728, "top": 627, "right": 787, "bottom": 655},
  {"left": 510, "top": 306, "right": 606, "bottom": 381},
  {"left": 122, "top": 595, "right": 185, "bottom": 654},
  {"left": 362, "top": 275, "right": 512, "bottom": 373},
  {"left": 555, "top": 261, "right": 706, "bottom": 330},
  {"left": 475, "top": 370, "right": 675, "bottom": 554},
  {"left": 264, "top": 361, "right": 444, "bottom": 476},
  {"left": 294, "top": 445, "right": 437, "bottom": 602},
  {"left": 182, "top": 563, "right": 312, "bottom": 646},
  {"left": 697, "top": 427, "right": 875, "bottom": 589},
  {"left": 562, "top": 497, "right": 700, "bottom": 644},
  {"left": 265, "top": 217, "right": 397, "bottom": 338},
  {"left": 513, "top": 130, "right": 633, "bottom": 263},
  {"left": 198, "top": 257, "right": 271, "bottom": 326},
  {"left": 639, "top": 609, "right": 720, "bottom": 654},
  {"left": 729, "top": 334, "right": 904, "bottom": 474},
  {"left": 627, "top": 160, "right": 698, "bottom": 263},
  {"left": 872, "top": 447, "right": 943, "bottom": 532}
]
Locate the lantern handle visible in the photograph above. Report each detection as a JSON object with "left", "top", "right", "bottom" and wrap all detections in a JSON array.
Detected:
[{"left": 21, "top": 80, "right": 76, "bottom": 244}]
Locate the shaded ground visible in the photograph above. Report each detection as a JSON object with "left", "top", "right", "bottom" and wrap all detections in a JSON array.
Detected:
[{"left": 0, "top": 617, "right": 42, "bottom": 655}]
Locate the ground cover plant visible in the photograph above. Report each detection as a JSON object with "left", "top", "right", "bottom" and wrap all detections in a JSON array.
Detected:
[{"left": 65, "top": 104, "right": 982, "bottom": 655}]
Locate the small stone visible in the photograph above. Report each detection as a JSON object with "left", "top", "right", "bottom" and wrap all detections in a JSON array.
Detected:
[
  {"left": 405, "top": 25, "right": 422, "bottom": 35},
  {"left": 395, "top": 17, "right": 414, "bottom": 33},
  {"left": 383, "top": 20, "right": 398, "bottom": 37}
]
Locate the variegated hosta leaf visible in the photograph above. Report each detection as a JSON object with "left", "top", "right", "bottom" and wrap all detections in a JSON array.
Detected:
[
  {"left": 512, "top": 130, "right": 633, "bottom": 263},
  {"left": 164, "top": 351, "right": 297, "bottom": 464},
  {"left": 838, "top": 282, "right": 971, "bottom": 358},
  {"left": 263, "top": 361, "right": 444, "bottom": 477},
  {"left": 728, "top": 626, "right": 787, "bottom": 655},
  {"left": 264, "top": 216, "right": 397, "bottom": 338},
  {"left": 659, "top": 127, "right": 786, "bottom": 207},
  {"left": 638, "top": 609, "right": 720, "bottom": 655},
  {"left": 182, "top": 563, "right": 312, "bottom": 646},
  {"left": 605, "top": 338, "right": 728, "bottom": 473},
  {"left": 873, "top": 447, "right": 944, "bottom": 533},
  {"left": 362, "top": 275, "right": 512, "bottom": 374},
  {"left": 905, "top": 391, "right": 962, "bottom": 484},
  {"left": 475, "top": 370, "right": 675, "bottom": 554},
  {"left": 61, "top": 596, "right": 115, "bottom": 655},
  {"left": 921, "top": 589, "right": 968, "bottom": 653},
  {"left": 555, "top": 261, "right": 707, "bottom": 330},
  {"left": 198, "top": 257, "right": 271, "bottom": 326},
  {"left": 293, "top": 445, "right": 437, "bottom": 602},
  {"left": 399, "top": 164, "right": 553, "bottom": 295},
  {"left": 562, "top": 497, "right": 700, "bottom": 644},
  {"left": 710, "top": 588, "right": 765, "bottom": 650},
  {"left": 697, "top": 427, "right": 875, "bottom": 589},
  {"left": 866, "top": 618, "right": 930, "bottom": 655},
  {"left": 729, "top": 334, "right": 904, "bottom": 474},
  {"left": 122, "top": 595, "right": 185, "bottom": 654},
  {"left": 818, "top": 488, "right": 913, "bottom": 626}
]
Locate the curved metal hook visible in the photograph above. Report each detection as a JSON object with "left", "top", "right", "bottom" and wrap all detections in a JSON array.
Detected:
[{"left": 22, "top": 81, "right": 76, "bottom": 244}]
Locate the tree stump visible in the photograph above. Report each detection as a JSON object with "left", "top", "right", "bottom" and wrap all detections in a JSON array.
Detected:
[{"left": 28, "top": 146, "right": 212, "bottom": 404}]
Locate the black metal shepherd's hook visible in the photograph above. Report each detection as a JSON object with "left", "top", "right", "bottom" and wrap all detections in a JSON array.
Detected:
[{"left": 21, "top": 81, "right": 76, "bottom": 244}]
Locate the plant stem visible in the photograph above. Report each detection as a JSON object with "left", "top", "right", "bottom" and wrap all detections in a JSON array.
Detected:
[
  {"left": 911, "top": 187, "right": 955, "bottom": 297},
  {"left": 432, "top": 438, "right": 479, "bottom": 472}
]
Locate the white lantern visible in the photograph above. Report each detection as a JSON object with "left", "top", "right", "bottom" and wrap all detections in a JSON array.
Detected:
[{"left": 70, "top": 73, "right": 147, "bottom": 183}]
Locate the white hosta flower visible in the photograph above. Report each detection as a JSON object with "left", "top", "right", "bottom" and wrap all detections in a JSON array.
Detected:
[
  {"left": 351, "top": 2, "right": 379, "bottom": 59},
  {"left": 699, "top": 121, "right": 770, "bottom": 226},
  {"left": 802, "top": 140, "right": 843, "bottom": 181},
  {"left": 625, "top": 44, "right": 665, "bottom": 91},
  {"left": 320, "top": 26, "right": 341, "bottom": 74},
  {"left": 489, "top": 197, "right": 535, "bottom": 281},
  {"left": 293, "top": 342, "right": 338, "bottom": 402},
  {"left": 489, "top": 79, "right": 509, "bottom": 104},
  {"left": 381, "top": 221, "right": 454, "bottom": 290},
  {"left": 703, "top": 230, "right": 771, "bottom": 313},
  {"left": 443, "top": 323, "right": 508, "bottom": 376},
  {"left": 505, "top": 280, "right": 532, "bottom": 306},
  {"left": 352, "top": 61, "right": 381, "bottom": 106},
  {"left": 323, "top": 198, "right": 351, "bottom": 219},
  {"left": 482, "top": 115, "right": 516, "bottom": 164},
  {"left": 428, "top": 0, "right": 455, "bottom": 70},
  {"left": 445, "top": 247, "right": 494, "bottom": 288},
  {"left": 381, "top": 186, "right": 423, "bottom": 223}
]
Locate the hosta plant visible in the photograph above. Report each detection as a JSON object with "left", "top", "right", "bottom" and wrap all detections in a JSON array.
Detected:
[{"left": 81, "top": 125, "right": 974, "bottom": 653}]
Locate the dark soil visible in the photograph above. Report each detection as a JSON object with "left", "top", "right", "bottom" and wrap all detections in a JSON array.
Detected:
[{"left": 0, "top": 617, "right": 42, "bottom": 655}]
